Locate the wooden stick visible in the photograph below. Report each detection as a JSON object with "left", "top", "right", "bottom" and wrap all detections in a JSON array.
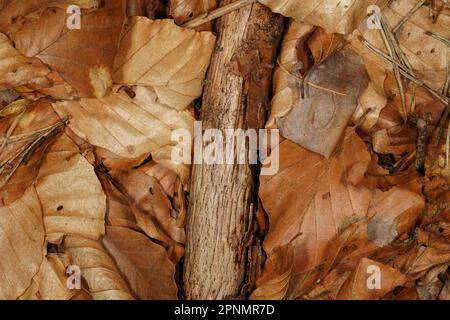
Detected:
[{"left": 182, "top": 0, "right": 258, "bottom": 29}]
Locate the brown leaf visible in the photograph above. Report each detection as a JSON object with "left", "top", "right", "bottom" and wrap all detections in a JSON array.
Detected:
[
  {"left": 35, "top": 133, "right": 106, "bottom": 241},
  {"left": 0, "top": 186, "right": 45, "bottom": 299},
  {"left": 0, "top": 0, "right": 103, "bottom": 34},
  {"left": 98, "top": 172, "right": 140, "bottom": 231},
  {"left": 169, "top": 0, "right": 217, "bottom": 31},
  {"left": 249, "top": 244, "right": 293, "bottom": 300},
  {"left": 19, "top": 253, "right": 74, "bottom": 300},
  {"left": 11, "top": 0, "right": 125, "bottom": 98},
  {"left": 102, "top": 226, "right": 178, "bottom": 299},
  {"left": 336, "top": 258, "right": 409, "bottom": 299},
  {"left": 52, "top": 86, "right": 194, "bottom": 183},
  {"left": 0, "top": 100, "right": 62, "bottom": 205},
  {"left": 260, "top": 128, "right": 372, "bottom": 254},
  {"left": 113, "top": 17, "right": 216, "bottom": 110},
  {"left": 266, "top": 20, "right": 315, "bottom": 128},
  {"left": 64, "top": 235, "right": 135, "bottom": 300},
  {"left": 0, "top": 33, "right": 75, "bottom": 99},
  {"left": 259, "top": 128, "right": 424, "bottom": 298},
  {"left": 114, "top": 167, "right": 185, "bottom": 246},
  {"left": 259, "top": 0, "right": 390, "bottom": 34}
]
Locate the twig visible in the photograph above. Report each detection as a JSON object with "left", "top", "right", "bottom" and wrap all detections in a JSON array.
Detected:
[
  {"left": 359, "top": 36, "right": 449, "bottom": 105},
  {"left": 0, "top": 110, "right": 25, "bottom": 158},
  {"left": 276, "top": 59, "right": 347, "bottom": 96},
  {"left": 0, "top": 117, "right": 68, "bottom": 189},
  {"left": 393, "top": 0, "right": 427, "bottom": 33},
  {"left": 0, "top": 118, "right": 69, "bottom": 147},
  {"left": 425, "top": 30, "right": 450, "bottom": 47},
  {"left": 379, "top": 15, "right": 408, "bottom": 120},
  {"left": 182, "top": 0, "right": 257, "bottom": 29},
  {"left": 446, "top": 120, "right": 450, "bottom": 168},
  {"left": 444, "top": 49, "right": 450, "bottom": 96}
]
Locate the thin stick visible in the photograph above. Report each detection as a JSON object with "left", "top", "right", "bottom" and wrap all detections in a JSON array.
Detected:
[
  {"left": 411, "top": 85, "right": 417, "bottom": 113},
  {"left": 393, "top": 0, "right": 427, "bottom": 33},
  {"left": 276, "top": 59, "right": 347, "bottom": 96},
  {"left": 182, "top": 0, "right": 257, "bottom": 29},
  {"left": 446, "top": 120, "right": 450, "bottom": 168},
  {"left": 359, "top": 36, "right": 449, "bottom": 105},
  {"left": 380, "top": 16, "right": 407, "bottom": 120},
  {"left": 425, "top": 30, "right": 450, "bottom": 46},
  {"left": 0, "top": 110, "right": 25, "bottom": 158},
  {"left": 444, "top": 49, "right": 450, "bottom": 96},
  {"left": 0, "top": 117, "right": 69, "bottom": 146}
]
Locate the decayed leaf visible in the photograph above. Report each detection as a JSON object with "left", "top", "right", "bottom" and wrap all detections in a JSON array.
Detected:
[
  {"left": 52, "top": 86, "right": 194, "bottom": 183},
  {"left": 277, "top": 47, "right": 369, "bottom": 157},
  {"left": 113, "top": 17, "right": 216, "bottom": 110},
  {"left": 336, "top": 258, "right": 409, "bottom": 299},
  {"left": 0, "top": 186, "right": 45, "bottom": 299},
  {"left": 250, "top": 244, "right": 294, "bottom": 300},
  {"left": 10, "top": 0, "right": 125, "bottom": 98},
  {"left": 0, "top": 33, "right": 75, "bottom": 99},
  {"left": 64, "top": 235, "right": 134, "bottom": 300},
  {"left": 259, "top": 0, "right": 389, "bottom": 34},
  {"left": 169, "top": 0, "right": 217, "bottom": 31},
  {"left": 35, "top": 133, "right": 106, "bottom": 241},
  {"left": 102, "top": 226, "right": 178, "bottom": 299},
  {"left": 0, "top": 100, "right": 62, "bottom": 205}
]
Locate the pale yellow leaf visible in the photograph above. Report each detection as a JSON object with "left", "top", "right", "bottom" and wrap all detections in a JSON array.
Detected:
[
  {"left": 0, "top": 187, "right": 45, "bottom": 299},
  {"left": 35, "top": 134, "right": 106, "bottom": 240},
  {"left": 259, "top": 0, "right": 389, "bottom": 34},
  {"left": 64, "top": 235, "right": 134, "bottom": 300},
  {"left": 113, "top": 17, "right": 216, "bottom": 110},
  {"left": 52, "top": 86, "right": 194, "bottom": 183}
]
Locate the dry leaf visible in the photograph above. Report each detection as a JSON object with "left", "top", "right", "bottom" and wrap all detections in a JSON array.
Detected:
[
  {"left": 114, "top": 167, "right": 185, "bottom": 246},
  {"left": 113, "top": 17, "right": 216, "bottom": 110},
  {"left": 337, "top": 258, "right": 409, "bottom": 299},
  {"left": 277, "top": 47, "right": 369, "bottom": 157},
  {"left": 11, "top": 0, "right": 125, "bottom": 98},
  {"left": 0, "top": 0, "right": 103, "bottom": 34},
  {"left": 266, "top": 21, "right": 315, "bottom": 128},
  {"left": 35, "top": 133, "right": 106, "bottom": 241},
  {"left": 64, "top": 235, "right": 134, "bottom": 300},
  {"left": 260, "top": 128, "right": 372, "bottom": 254},
  {"left": 0, "top": 33, "right": 75, "bottom": 99},
  {"left": 259, "top": 0, "right": 390, "bottom": 34},
  {"left": 52, "top": 86, "right": 194, "bottom": 183},
  {"left": 169, "top": 0, "right": 217, "bottom": 31},
  {"left": 351, "top": 0, "right": 450, "bottom": 93},
  {"left": 102, "top": 226, "right": 178, "bottom": 299},
  {"left": 98, "top": 173, "right": 140, "bottom": 231},
  {"left": 0, "top": 100, "right": 62, "bottom": 205},
  {"left": 19, "top": 253, "right": 74, "bottom": 300},
  {"left": 250, "top": 244, "right": 293, "bottom": 300},
  {"left": 0, "top": 186, "right": 44, "bottom": 299}
]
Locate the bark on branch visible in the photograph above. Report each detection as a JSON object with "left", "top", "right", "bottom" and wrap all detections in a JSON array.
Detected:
[{"left": 183, "top": 1, "right": 283, "bottom": 300}]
